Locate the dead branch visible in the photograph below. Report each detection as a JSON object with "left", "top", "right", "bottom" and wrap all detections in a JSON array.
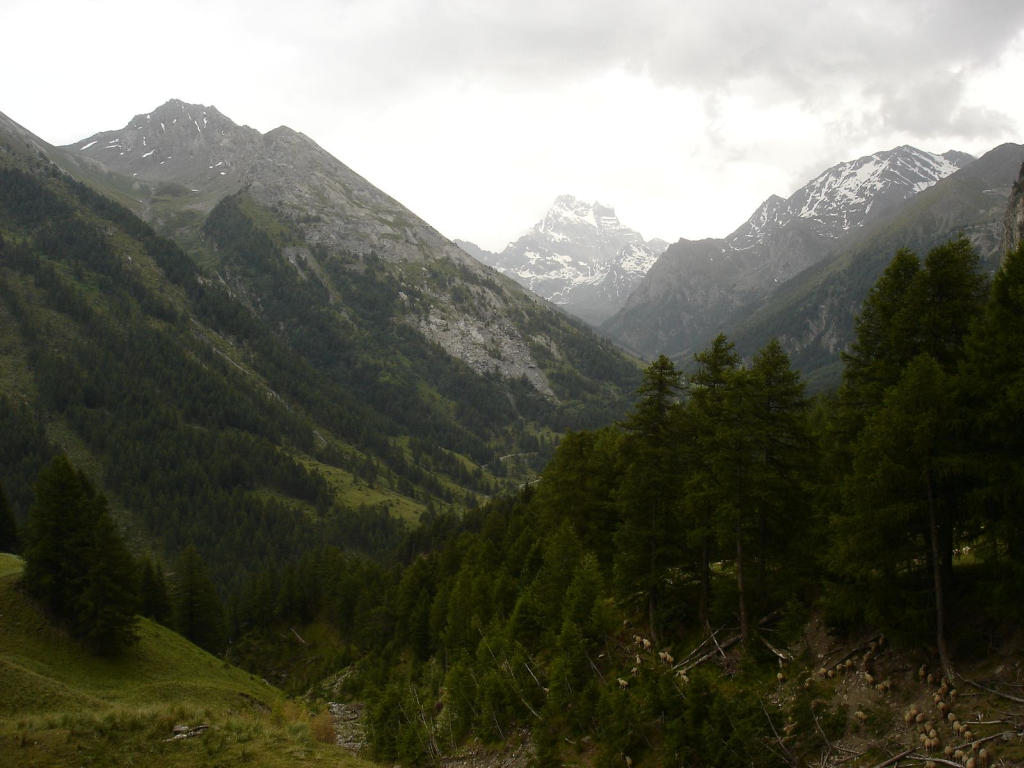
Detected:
[
  {"left": 762, "top": 635, "right": 795, "bottom": 663},
  {"left": 584, "top": 648, "right": 606, "bottom": 684},
  {"left": 906, "top": 755, "right": 960, "bottom": 767},
  {"left": 290, "top": 627, "right": 307, "bottom": 645},
  {"left": 711, "top": 629, "right": 728, "bottom": 659},
  {"left": 810, "top": 701, "right": 834, "bottom": 757},
  {"left": 759, "top": 696, "right": 800, "bottom": 768},
  {"left": 821, "top": 633, "right": 883, "bottom": 669},
  {"left": 952, "top": 730, "right": 1018, "bottom": 749},
  {"left": 958, "top": 675, "right": 1024, "bottom": 704},
  {"left": 679, "top": 633, "right": 743, "bottom": 673},
  {"left": 523, "top": 660, "right": 545, "bottom": 691},
  {"left": 678, "top": 628, "right": 725, "bottom": 665},
  {"left": 864, "top": 747, "right": 912, "bottom": 768}
]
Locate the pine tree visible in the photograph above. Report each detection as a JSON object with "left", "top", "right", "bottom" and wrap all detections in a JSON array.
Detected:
[
  {"left": 959, "top": 241, "right": 1024, "bottom": 570},
  {"left": 613, "top": 355, "right": 686, "bottom": 641},
  {"left": 22, "top": 455, "right": 138, "bottom": 654},
  {"left": 685, "top": 334, "right": 741, "bottom": 630},
  {"left": 138, "top": 556, "right": 172, "bottom": 624},
  {"left": 172, "top": 545, "right": 225, "bottom": 653},
  {"left": 0, "top": 481, "right": 17, "bottom": 553},
  {"left": 828, "top": 239, "right": 986, "bottom": 667},
  {"left": 73, "top": 512, "right": 140, "bottom": 653},
  {"left": 839, "top": 354, "right": 957, "bottom": 677}
]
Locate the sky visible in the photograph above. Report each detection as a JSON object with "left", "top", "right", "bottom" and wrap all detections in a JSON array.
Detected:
[{"left": 3, "top": 0, "right": 1024, "bottom": 252}]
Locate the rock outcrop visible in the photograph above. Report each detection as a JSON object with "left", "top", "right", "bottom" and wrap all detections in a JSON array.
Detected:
[{"left": 1003, "top": 162, "right": 1024, "bottom": 258}]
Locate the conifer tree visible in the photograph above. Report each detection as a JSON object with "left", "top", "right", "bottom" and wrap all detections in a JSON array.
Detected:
[
  {"left": 172, "top": 544, "right": 225, "bottom": 653},
  {"left": 22, "top": 455, "right": 138, "bottom": 654},
  {"left": 0, "top": 481, "right": 17, "bottom": 553},
  {"left": 839, "top": 354, "right": 957, "bottom": 677},
  {"left": 73, "top": 512, "right": 140, "bottom": 653},
  {"left": 959, "top": 241, "right": 1024, "bottom": 570},
  {"left": 613, "top": 355, "right": 686, "bottom": 641},
  {"left": 138, "top": 556, "right": 172, "bottom": 624},
  {"left": 685, "top": 334, "right": 741, "bottom": 630},
  {"left": 829, "top": 239, "right": 986, "bottom": 668}
]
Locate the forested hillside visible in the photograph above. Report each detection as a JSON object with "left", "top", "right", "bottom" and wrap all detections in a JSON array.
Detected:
[
  {"left": 0, "top": 121, "right": 637, "bottom": 602},
  {"left": 218, "top": 237, "right": 1024, "bottom": 768}
]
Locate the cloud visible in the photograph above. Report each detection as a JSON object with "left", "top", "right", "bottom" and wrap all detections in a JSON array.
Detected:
[
  {"left": 297, "top": 0, "right": 1024, "bottom": 141},
  {"left": 2, "top": 0, "right": 1022, "bottom": 248}
]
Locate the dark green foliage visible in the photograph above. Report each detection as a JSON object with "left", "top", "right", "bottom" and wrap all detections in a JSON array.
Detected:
[
  {"left": 172, "top": 545, "right": 225, "bottom": 653},
  {"left": 959, "top": 241, "right": 1024, "bottom": 599},
  {"left": 0, "top": 481, "right": 18, "bottom": 553},
  {"left": 614, "top": 355, "right": 688, "bottom": 637},
  {"left": 21, "top": 456, "right": 139, "bottom": 654},
  {"left": 0, "top": 396, "right": 57, "bottom": 526},
  {"left": 827, "top": 240, "right": 987, "bottom": 654},
  {"left": 138, "top": 556, "right": 172, "bottom": 624}
]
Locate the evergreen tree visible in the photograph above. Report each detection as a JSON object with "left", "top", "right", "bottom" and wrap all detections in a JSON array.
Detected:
[
  {"left": 685, "top": 334, "right": 741, "bottom": 630},
  {"left": 0, "top": 481, "right": 17, "bottom": 553},
  {"left": 837, "top": 355, "right": 957, "bottom": 677},
  {"left": 743, "top": 339, "right": 813, "bottom": 606},
  {"left": 22, "top": 455, "right": 138, "bottom": 654},
  {"left": 828, "top": 239, "right": 986, "bottom": 665},
  {"left": 613, "top": 355, "right": 686, "bottom": 641},
  {"left": 172, "top": 545, "right": 225, "bottom": 653},
  {"left": 959, "top": 241, "right": 1024, "bottom": 573},
  {"left": 73, "top": 512, "right": 140, "bottom": 653},
  {"left": 839, "top": 248, "right": 920, "bottom": 421},
  {"left": 691, "top": 338, "right": 810, "bottom": 645},
  {"left": 138, "top": 556, "right": 172, "bottom": 624},
  {"left": 531, "top": 427, "right": 624, "bottom": 571}
]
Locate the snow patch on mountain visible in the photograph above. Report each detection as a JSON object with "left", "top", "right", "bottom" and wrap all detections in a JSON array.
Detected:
[
  {"left": 464, "top": 195, "right": 666, "bottom": 325},
  {"left": 731, "top": 146, "right": 970, "bottom": 250}
]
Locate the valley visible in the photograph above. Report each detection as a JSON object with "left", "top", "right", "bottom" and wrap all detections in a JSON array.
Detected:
[{"left": 1, "top": 99, "right": 1024, "bottom": 768}]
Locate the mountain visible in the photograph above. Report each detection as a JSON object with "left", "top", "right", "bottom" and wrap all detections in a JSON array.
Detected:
[
  {"left": 728, "top": 142, "right": 1024, "bottom": 389},
  {"left": 1004, "top": 160, "right": 1024, "bottom": 257},
  {"left": 48, "top": 99, "right": 641, "bottom": 404},
  {"left": 602, "top": 145, "right": 976, "bottom": 362},
  {"left": 0, "top": 102, "right": 640, "bottom": 590},
  {"left": 461, "top": 195, "right": 668, "bottom": 325}
]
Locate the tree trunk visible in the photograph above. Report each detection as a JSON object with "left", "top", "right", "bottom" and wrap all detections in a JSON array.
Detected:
[
  {"left": 699, "top": 539, "right": 711, "bottom": 632},
  {"left": 926, "top": 470, "right": 953, "bottom": 681},
  {"left": 737, "top": 527, "right": 749, "bottom": 646}
]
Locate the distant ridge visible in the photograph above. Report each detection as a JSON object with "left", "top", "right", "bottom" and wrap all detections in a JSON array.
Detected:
[{"left": 601, "top": 145, "right": 979, "bottom": 369}]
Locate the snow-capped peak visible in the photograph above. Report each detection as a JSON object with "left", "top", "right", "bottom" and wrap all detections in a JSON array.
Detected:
[
  {"left": 470, "top": 195, "right": 666, "bottom": 325},
  {"left": 535, "top": 195, "right": 630, "bottom": 242},
  {"left": 729, "top": 145, "right": 972, "bottom": 247}
]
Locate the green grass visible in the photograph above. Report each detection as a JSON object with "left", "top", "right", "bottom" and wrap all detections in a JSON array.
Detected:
[
  {"left": 300, "top": 453, "right": 426, "bottom": 522},
  {"left": 0, "top": 555, "right": 369, "bottom": 767}
]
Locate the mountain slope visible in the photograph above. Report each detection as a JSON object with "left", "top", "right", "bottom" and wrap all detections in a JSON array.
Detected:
[
  {"left": 1004, "top": 160, "right": 1024, "bottom": 257},
  {"left": 728, "top": 142, "right": 1024, "bottom": 389},
  {"left": 0, "top": 554, "right": 361, "bottom": 768},
  {"left": 463, "top": 195, "right": 668, "bottom": 324},
  {"left": 53, "top": 100, "right": 638, "bottom": 403},
  {"left": 0, "top": 104, "right": 639, "bottom": 591},
  {"left": 602, "top": 146, "right": 973, "bottom": 361}
]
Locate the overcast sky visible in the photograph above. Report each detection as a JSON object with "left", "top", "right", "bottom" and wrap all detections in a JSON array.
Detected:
[{"left": 4, "top": 0, "right": 1024, "bottom": 251}]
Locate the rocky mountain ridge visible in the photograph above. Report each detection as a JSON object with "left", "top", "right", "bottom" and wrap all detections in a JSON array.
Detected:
[
  {"left": 602, "top": 145, "right": 975, "bottom": 361},
  {"left": 54, "top": 100, "right": 637, "bottom": 401},
  {"left": 461, "top": 195, "right": 668, "bottom": 325},
  {"left": 1004, "top": 161, "right": 1024, "bottom": 257},
  {"left": 725, "top": 142, "right": 1024, "bottom": 388}
]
